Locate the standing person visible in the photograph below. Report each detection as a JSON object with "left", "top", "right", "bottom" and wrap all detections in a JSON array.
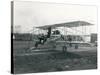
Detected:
[
  {"left": 68, "top": 35, "right": 72, "bottom": 47},
  {"left": 38, "top": 34, "right": 42, "bottom": 44},
  {"left": 47, "top": 27, "right": 51, "bottom": 38},
  {"left": 43, "top": 35, "right": 47, "bottom": 44},
  {"left": 41, "top": 34, "right": 45, "bottom": 44}
]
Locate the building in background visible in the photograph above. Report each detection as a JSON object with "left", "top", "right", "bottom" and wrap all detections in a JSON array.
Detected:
[{"left": 91, "top": 33, "right": 97, "bottom": 43}]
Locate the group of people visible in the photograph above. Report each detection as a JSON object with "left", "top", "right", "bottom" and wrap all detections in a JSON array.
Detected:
[
  {"left": 35, "top": 34, "right": 47, "bottom": 48},
  {"left": 35, "top": 27, "right": 52, "bottom": 48}
]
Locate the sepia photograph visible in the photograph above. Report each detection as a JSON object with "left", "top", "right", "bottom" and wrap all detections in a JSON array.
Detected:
[{"left": 11, "top": 1, "right": 97, "bottom": 74}]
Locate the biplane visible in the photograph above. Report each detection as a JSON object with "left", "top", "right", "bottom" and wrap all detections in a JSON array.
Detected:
[{"left": 30, "top": 21, "right": 93, "bottom": 52}]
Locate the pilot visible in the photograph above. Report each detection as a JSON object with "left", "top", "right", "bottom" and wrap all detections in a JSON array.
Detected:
[
  {"left": 43, "top": 35, "right": 47, "bottom": 44},
  {"left": 38, "top": 34, "right": 44, "bottom": 44}
]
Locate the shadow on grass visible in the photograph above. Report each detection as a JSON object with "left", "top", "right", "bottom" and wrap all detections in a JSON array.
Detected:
[
  {"left": 47, "top": 51, "right": 82, "bottom": 60},
  {"left": 14, "top": 51, "right": 82, "bottom": 68}
]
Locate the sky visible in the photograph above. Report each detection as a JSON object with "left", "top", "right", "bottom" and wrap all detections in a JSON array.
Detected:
[{"left": 13, "top": 1, "right": 97, "bottom": 34}]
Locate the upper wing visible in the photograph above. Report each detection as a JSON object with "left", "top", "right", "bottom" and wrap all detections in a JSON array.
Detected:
[{"left": 36, "top": 21, "right": 93, "bottom": 30}]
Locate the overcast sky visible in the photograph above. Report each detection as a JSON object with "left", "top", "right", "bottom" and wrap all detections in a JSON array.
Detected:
[{"left": 13, "top": 1, "right": 97, "bottom": 34}]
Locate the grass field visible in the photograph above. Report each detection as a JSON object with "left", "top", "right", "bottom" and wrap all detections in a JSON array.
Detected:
[{"left": 13, "top": 40, "right": 97, "bottom": 74}]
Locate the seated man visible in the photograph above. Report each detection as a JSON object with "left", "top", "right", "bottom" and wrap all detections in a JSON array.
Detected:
[{"left": 38, "top": 34, "right": 44, "bottom": 44}]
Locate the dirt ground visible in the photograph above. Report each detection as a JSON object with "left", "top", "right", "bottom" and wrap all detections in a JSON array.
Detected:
[{"left": 13, "top": 40, "right": 97, "bottom": 74}]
